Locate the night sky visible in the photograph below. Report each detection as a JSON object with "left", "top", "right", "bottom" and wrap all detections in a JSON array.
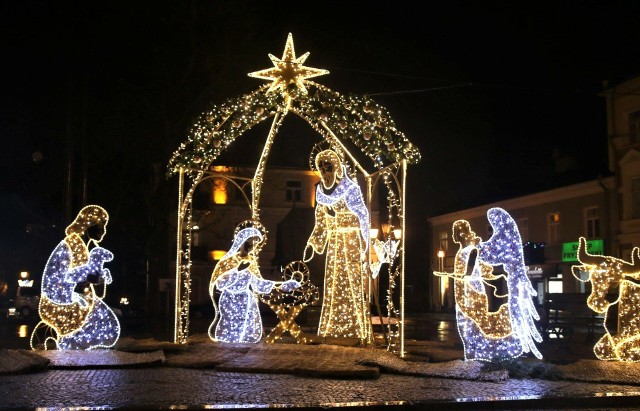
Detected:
[{"left": 2, "top": 1, "right": 640, "bottom": 300}]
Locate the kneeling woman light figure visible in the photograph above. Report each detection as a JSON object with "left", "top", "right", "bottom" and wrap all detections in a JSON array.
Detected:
[{"left": 209, "top": 220, "right": 300, "bottom": 343}]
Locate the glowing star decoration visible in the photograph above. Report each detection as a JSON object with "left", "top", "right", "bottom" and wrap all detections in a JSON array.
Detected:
[
  {"left": 30, "top": 205, "right": 121, "bottom": 350},
  {"left": 572, "top": 236, "right": 640, "bottom": 361},
  {"left": 304, "top": 148, "right": 371, "bottom": 341},
  {"left": 248, "top": 32, "right": 329, "bottom": 98},
  {"left": 209, "top": 221, "right": 300, "bottom": 343},
  {"left": 435, "top": 210, "right": 542, "bottom": 362}
]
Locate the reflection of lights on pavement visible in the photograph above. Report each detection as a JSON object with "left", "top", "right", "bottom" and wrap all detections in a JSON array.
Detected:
[{"left": 18, "top": 325, "right": 28, "bottom": 338}]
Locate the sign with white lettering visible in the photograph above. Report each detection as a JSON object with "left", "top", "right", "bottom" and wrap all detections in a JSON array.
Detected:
[{"left": 562, "top": 239, "right": 604, "bottom": 262}]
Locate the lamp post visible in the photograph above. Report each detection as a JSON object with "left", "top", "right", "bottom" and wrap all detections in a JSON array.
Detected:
[{"left": 437, "top": 250, "right": 445, "bottom": 271}]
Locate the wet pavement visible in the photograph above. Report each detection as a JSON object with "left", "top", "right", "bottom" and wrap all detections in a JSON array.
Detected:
[{"left": 2, "top": 311, "right": 640, "bottom": 410}]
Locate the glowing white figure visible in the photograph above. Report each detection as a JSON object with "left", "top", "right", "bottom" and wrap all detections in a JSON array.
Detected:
[
  {"left": 209, "top": 222, "right": 300, "bottom": 343},
  {"left": 304, "top": 149, "right": 371, "bottom": 340},
  {"left": 478, "top": 207, "right": 543, "bottom": 359},
  {"left": 32, "top": 205, "right": 120, "bottom": 350},
  {"left": 435, "top": 220, "right": 518, "bottom": 361},
  {"left": 370, "top": 237, "right": 399, "bottom": 279}
]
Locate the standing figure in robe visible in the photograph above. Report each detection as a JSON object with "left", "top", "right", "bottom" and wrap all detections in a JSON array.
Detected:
[
  {"left": 303, "top": 148, "right": 371, "bottom": 340},
  {"left": 209, "top": 220, "right": 300, "bottom": 343}
]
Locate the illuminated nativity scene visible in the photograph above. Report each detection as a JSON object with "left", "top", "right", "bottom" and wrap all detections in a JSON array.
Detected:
[
  {"left": 24, "top": 33, "right": 640, "bottom": 371},
  {"left": 167, "top": 33, "right": 419, "bottom": 356}
]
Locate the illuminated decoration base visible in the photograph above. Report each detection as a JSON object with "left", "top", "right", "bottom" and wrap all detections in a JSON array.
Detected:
[
  {"left": 209, "top": 222, "right": 301, "bottom": 343},
  {"left": 304, "top": 147, "right": 371, "bottom": 341},
  {"left": 435, "top": 209, "right": 543, "bottom": 362},
  {"left": 260, "top": 261, "right": 319, "bottom": 344},
  {"left": 31, "top": 205, "right": 121, "bottom": 350},
  {"left": 572, "top": 236, "right": 640, "bottom": 361},
  {"left": 168, "top": 33, "right": 418, "bottom": 356}
]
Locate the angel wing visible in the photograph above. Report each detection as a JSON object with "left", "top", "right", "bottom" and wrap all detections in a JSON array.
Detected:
[{"left": 479, "top": 207, "right": 543, "bottom": 359}]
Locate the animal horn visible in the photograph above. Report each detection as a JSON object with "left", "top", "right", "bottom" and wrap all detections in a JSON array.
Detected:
[
  {"left": 576, "top": 237, "right": 604, "bottom": 265},
  {"left": 624, "top": 247, "right": 640, "bottom": 274}
]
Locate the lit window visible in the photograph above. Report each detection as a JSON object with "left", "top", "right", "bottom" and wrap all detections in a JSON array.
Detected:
[
  {"left": 439, "top": 231, "right": 448, "bottom": 252},
  {"left": 584, "top": 206, "right": 600, "bottom": 238},
  {"left": 548, "top": 279, "right": 563, "bottom": 294},
  {"left": 286, "top": 180, "right": 302, "bottom": 202},
  {"left": 212, "top": 179, "right": 228, "bottom": 204},
  {"left": 633, "top": 177, "right": 640, "bottom": 219}
]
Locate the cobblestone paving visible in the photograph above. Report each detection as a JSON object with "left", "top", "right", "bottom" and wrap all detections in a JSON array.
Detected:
[{"left": 2, "top": 368, "right": 640, "bottom": 410}]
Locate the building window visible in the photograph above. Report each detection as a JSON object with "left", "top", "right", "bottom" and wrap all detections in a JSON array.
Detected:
[
  {"left": 630, "top": 110, "right": 640, "bottom": 143},
  {"left": 439, "top": 231, "right": 449, "bottom": 252},
  {"left": 212, "top": 178, "right": 228, "bottom": 204},
  {"left": 286, "top": 180, "right": 302, "bottom": 202},
  {"left": 517, "top": 218, "right": 529, "bottom": 243},
  {"left": 633, "top": 177, "right": 640, "bottom": 219},
  {"left": 547, "top": 212, "right": 560, "bottom": 244},
  {"left": 584, "top": 206, "right": 600, "bottom": 238},
  {"left": 548, "top": 277, "right": 563, "bottom": 294}
]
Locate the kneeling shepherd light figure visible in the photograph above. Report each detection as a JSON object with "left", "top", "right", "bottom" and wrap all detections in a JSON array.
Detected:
[{"left": 31, "top": 205, "right": 120, "bottom": 350}]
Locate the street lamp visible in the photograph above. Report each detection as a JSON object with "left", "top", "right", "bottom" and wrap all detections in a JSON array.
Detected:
[{"left": 437, "top": 250, "right": 445, "bottom": 271}]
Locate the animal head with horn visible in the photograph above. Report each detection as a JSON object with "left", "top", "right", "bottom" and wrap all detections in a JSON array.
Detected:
[{"left": 572, "top": 236, "right": 640, "bottom": 313}]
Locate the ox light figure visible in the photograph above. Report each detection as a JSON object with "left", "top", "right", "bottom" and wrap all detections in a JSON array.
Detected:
[{"left": 573, "top": 236, "right": 640, "bottom": 361}]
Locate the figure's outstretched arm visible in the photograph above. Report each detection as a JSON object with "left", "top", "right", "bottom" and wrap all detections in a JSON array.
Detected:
[{"left": 304, "top": 205, "right": 328, "bottom": 260}]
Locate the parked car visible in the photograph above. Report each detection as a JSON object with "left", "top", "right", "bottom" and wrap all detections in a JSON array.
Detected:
[{"left": 12, "top": 285, "right": 40, "bottom": 318}]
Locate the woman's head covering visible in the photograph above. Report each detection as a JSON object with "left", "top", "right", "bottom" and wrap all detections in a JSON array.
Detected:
[
  {"left": 224, "top": 227, "right": 264, "bottom": 261},
  {"left": 65, "top": 205, "right": 109, "bottom": 237},
  {"left": 64, "top": 205, "right": 109, "bottom": 269}
]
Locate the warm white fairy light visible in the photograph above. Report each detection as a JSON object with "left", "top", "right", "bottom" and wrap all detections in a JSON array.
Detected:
[
  {"left": 248, "top": 32, "right": 329, "bottom": 98},
  {"left": 209, "top": 221, "right": 300, "bottom": 343},
  {"left": 572, "top": 236, "right": 640, "bottom": 361},
  {"left": 260, "top": 261, "right": 319, "bottom": 344},
  {"left": 436, "top": 208, "right": 542, "bottom": 362},
  {"left": 167, "top": 33, "right": 419, "bottom": 346},
  {"left": 31, "top": 205, "right": 120, "bottom": 350},
  {"left": 304, "top": 149, "right": 371, "bottom": 341}
]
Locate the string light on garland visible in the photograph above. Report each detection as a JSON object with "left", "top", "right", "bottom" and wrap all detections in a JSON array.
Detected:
[
  {"left": 168, "top": 34, "right": 420, "bottom": 177},
  {"left": 31, "top": 205, "right": 120, "bottom": 350},
  {"left": 435, "top": 209, "right": 542, "bottom": 362},
  {"left": 572, "top": 236, "right": 640, "bottom": 361}
]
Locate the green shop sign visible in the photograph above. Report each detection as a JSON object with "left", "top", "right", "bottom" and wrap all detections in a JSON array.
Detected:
[{"left": 562, "top": 239, "right": 604, "bottom": 262}]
